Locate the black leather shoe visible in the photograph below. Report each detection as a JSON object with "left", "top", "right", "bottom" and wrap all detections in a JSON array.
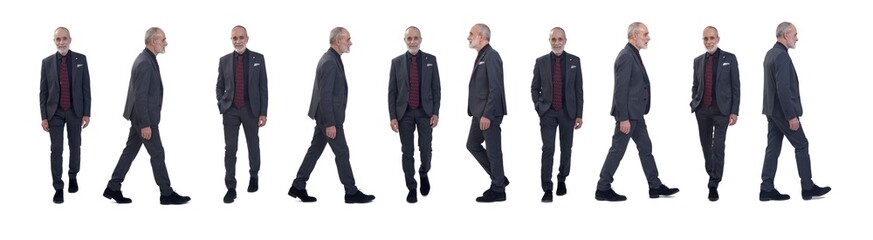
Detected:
[
  {"left": 103, "top": 187, "right": 132, "bottom": 204},
  {"left": 801, "top": 185, "right": 831, "bottom": 200},
  {"left": 223, "top": 189, "right": 236, "bottom": 203},
  {"left": 406, "top": 189, "right": 417, "bottom": 203},
  {"left": 541, "top": 191, "right": 553, "bottom": 202},
  {"left": 759, "top": 189, "right": 790, "bottom": 201},
  {"left": 649, "top": 184, "right": 680, "bottom": 198},
  {"left": 556, "top": 181, "right": 567, "bottom": 196},
  {"left": 247, "top": 177, "right": 258, "bottom": 193},
  {"left": 287, "top": 187, "right": 317, "bottom": 202},
  {"left": 160, "top": 192, "right": 191, "bottom": 205},
  {"left": 475, "top": 189, "right": 506, "bottom": 202},
  {"left": 68, "top": 178, "right": 79, "bottom": 193},
  {"left": 345, "top": 190, "right": 375, "bottom": 204},
  {"left": 595, "top": 189, "right": 627, "bottom": 201},
  {"left": 53, "top": 189, "right": 64, "bottom": 204},
  {"left": 420, "top": 176, "right": 430, "bottom": 196},
  {"left": 708, "top": 187, "right": 719, "bottom": 201}
]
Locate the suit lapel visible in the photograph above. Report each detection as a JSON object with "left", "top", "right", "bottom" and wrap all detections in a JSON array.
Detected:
[{"left": 715, "top": 54, "right": 726, "bottom": 82}]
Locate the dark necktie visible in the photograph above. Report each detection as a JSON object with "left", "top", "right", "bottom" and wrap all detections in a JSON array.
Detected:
[
  {"left": 59, "top": 56, "right": 72, "bottom": 110},
  {"left": 703, "top": 54, "right": 714, "bottom": 107},
  {"left": 234, "top": 55, "right": 245, "bottom": 108},
  {"left": 551, "top": 56, "right": 562, "bottom": 110},
  {"left": 408, "top": 55, "right": 420, "bottom": 109}
]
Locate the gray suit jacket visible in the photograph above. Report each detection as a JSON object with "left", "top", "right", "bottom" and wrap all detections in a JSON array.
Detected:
[
  {"left": 216, "top": 49, "right": 269, "bottom": 116},
  {"left": 531, "top": 52, "right": 583, "bottom": 118},
  {"left": 123, "top": 49, "right": 163, "bottom": 128},
  {"left": 308, "top": 49, "right": 347, "bottom": 127},
  {"left": 387, "top": 51, "right": 441, "bottom": 120},
  {"left": 762, "top": 42, "right": 802, "bottom": 119},
  {"left": 690, "top": 49, "right": 741, "bottom": 116},
  {"left": 39, "top": 50, "right": 91, "bottom": 119},
  {"left": 611, "top": 43, "right": 650, "bottom": 121},
  {"left": 468, "top": 44, "right": 507, "bottom": 119}
]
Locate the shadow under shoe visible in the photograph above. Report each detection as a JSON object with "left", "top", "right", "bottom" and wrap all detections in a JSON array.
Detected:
[
  {"left": 160, "top": 192, "right": 191, "bottom": 205},
  {"left": 649, "top": 184, "right": 680, "bottom": 198},
  {"left": 759, "top": 189, "right": 790, "bottom": 201},
  {"left": 103, "top": 187, "right": 132, "bottom": 204},
  {"left": 595, "top": 188, "right": 627, "bottom": 201},
  {"left": 345, "top": 190, "right": 375, "bottom": 204},
  {"left": 801, "top": 185, "right": 831, "bottom": 200},
  {"left": 287, "top": 187, "right": 317, "bottom": 202}
]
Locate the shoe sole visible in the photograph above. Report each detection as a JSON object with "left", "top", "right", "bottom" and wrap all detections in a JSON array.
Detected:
[
  {"left": 595, "top": 197, "right": 627, "bottom": 202},
  {"left": 103, "top": 193, "right": 132, "bottom": 204},
  {"left": 759, "top": 197, "right": 790, "bottom": 201}
]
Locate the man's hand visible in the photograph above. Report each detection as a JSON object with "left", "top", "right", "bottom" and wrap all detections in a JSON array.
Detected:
[
  {"left": 141, "top": 127, "right": 152, "bottom": 140},
  {"left": 619, "top": 120, "right": 630, "bottom": 134},
  {"left": 390, "top": 119, "right": 399, "bottom": 133},
  {"left": 479, "top": 116, "right": 491, "bottom": 130},
  {"left": 326, "top": 126, "right": 337, "bottom": 139}
]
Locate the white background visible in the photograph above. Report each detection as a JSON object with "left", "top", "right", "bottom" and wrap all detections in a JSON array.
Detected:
[{"left": 2, "top": 0, "right": 868, "bottom": 239}]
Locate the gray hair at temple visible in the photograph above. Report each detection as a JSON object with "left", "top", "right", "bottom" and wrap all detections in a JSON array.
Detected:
[
  {"left": 475, "top": 23, "right": 491, "bottom": 41},
  {"left": 626, "top": 22, "right": 644, "bottom": 39},
  {"left": 144, "top": 27, "right": 162, "bottom": 45},
  {"left": 775, "top": 22, "right": 793, "bottom": 38},
  {"left": 329, "top": 27, "right": 347, "bottom": 44}
]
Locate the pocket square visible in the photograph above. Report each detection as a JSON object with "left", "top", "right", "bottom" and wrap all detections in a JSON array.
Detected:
[
  {"left": 76, "top": 64, "right": 84, "bottom": 68},
  {"left": 253, "top": 63, "right": 261, "bottom": 67},
  {"left": 571, "top": 65, "right": 577, "bottom": 69},
  {"left": 478, "top": 61, "right": 485, "bottom": 65},
  {"left": 427, "top": 63, "right": 433, "bottom": 67},
  {"left": 722, "top": 62, "right": 730, "bottom": 66}
]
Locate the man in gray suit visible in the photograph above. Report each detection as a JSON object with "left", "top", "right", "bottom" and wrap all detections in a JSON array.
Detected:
[
  {"left": 216, "top": 25, "right": 269, "bottom": 203},
  {"left": 595, "top": 22, "right": 678, "bottom": 201},
  {"left": 288, "top": 27, "right": 375, "bottom": 204},
  {"left": 466, "top": 23, "right": 508, "bottom": 203},
  {"left": 531, "top": 27, "right": 583, "bottom": 202},
  {"left": 39, "top": 27, "right": 91, "bottom": 204},
  {"left": 690, "top": 26, "right": 741, "bottom": 201},
  {"left": 388, "top": 26, "right": 441, "bottom": 203},
  {"left": 104, "top": 27, "right": 190, "bottom": 205},
  {"left": 759, "top": 22, "right": 830, "bottom": 201}
]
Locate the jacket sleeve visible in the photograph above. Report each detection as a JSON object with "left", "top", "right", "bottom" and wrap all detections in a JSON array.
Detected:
[
  {"left": 317, "top": 61, "right": 338, "bottom": 127},
  {"left": 259, "top": 55, "right": 269, "bottom": 116},
  {"left": 613, "top": 54, "right": 631, "bottom": 121},
  {"left": 39, "top": 59, "right": 50, "bottom": 120},
  {"left": 729, "top": 54, "right": 741, "bottom": 116},
  {"left": 387, "top": 59, "right": 398, "bottom": 120},
  {"left": 431, "top": 55, "right": 441, "bottom": 117},
  {"left": 574, "top": 57, "right": 584, "bottom": 118}
]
